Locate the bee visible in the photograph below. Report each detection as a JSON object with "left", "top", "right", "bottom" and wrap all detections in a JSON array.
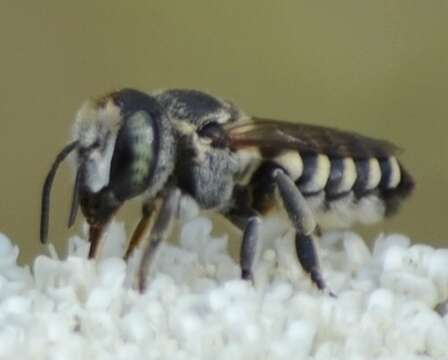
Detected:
[{"left": 40, "top": 88, "right": 414, "bottom": 292}]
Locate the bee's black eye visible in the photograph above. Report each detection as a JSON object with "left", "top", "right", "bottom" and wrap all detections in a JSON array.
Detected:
[{"left": 197, "top": 122, "right": 228, "bottom": 148}]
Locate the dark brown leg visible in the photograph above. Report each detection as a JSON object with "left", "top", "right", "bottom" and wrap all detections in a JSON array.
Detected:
[
  {"left": 124, "top": 202, "right": 158, "bottom": 260},
  {"left": 86, "top": 204, "right": 122, "bottom": 259},
  {"left": 88, "top": 223, "right": 106, "bottom": 258}
]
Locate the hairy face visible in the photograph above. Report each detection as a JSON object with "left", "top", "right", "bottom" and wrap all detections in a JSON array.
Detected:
[{"left": 72, "top": 99, "right": 122, "bottom": 193}]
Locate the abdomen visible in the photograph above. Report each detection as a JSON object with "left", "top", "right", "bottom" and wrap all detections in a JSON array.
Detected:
[{"left": 244, "top": 150, "right": 414, "bottom": 229}]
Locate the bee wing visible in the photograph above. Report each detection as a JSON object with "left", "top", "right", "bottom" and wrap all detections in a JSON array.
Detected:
[{"left": 226, "top": 117, "right": 400, "bottom": 159}]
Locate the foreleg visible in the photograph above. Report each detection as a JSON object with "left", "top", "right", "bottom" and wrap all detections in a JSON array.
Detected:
[{"left": 138, "top": 189, "right": 181, "bottom": 292}]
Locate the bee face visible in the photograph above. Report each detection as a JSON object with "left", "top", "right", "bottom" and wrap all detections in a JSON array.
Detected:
[
  {"left": 74, "top": 96, "right": 122, "bottom": 149},
  {"left": 72, "top": 99, "right": 120, "bottom": 193}
]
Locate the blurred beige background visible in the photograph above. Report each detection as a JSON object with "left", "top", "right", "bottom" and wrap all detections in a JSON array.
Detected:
[{"left": 0, "top": 1, "right": 447, "bottom": 264}]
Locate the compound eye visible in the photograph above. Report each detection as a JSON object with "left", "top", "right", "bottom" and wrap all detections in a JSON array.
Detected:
[
  {"left": 197, "top": 122, "right": 228, "bottom": 148},
  {"left": 109, "top": 110, "right": 158, "bottom": 201}
]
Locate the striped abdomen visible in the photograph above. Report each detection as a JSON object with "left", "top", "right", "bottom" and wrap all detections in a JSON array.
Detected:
[{"left": 246, "top": 150, "right": 414, "bottom": 228}]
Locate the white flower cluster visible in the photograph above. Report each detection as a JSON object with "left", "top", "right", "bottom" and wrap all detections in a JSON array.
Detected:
[{"left": 0, "top": 217, "right": 447, "bottom": 360}]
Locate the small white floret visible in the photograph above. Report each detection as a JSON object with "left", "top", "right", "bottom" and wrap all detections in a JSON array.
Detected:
[{"left": 0, "top": 209, "right": 447, "bottom": 359}]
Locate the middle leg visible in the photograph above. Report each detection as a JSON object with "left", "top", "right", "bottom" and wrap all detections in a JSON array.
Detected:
[
  {"left": 124, "top": 201, "right": 158, "bottom": 260},
  {"left": 224, "top": 187, "right": 262, "bottom": 282}
]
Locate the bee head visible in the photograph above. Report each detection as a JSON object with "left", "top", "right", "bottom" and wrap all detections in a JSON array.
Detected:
[
  {"left": 40, "top": 89, "right": 175, "bottom": 242},
  {"left": 75, "top": 89, "right": 175, "bottom": 222}
]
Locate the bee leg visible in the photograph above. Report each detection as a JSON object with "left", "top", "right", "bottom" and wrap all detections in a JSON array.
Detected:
[
  {"left": 88, "top": 223, "right": 104, "bottom": 258},
  {"left": 294, "top": 233, "right": 331, "bottom": 293},
  {"left": 239, "top": 216, "right": 261, "bottom": 283},
  {"left": 224, "top": 185, "right": 261, "bottom": 283},
  {"left": 80, "top": 188, "right": 123, "bottom": 259},
  {"left": 273, "top": 169, "right": 332, "bottom": 294},
  {"left": 88, "top": 213, "right": 120, "bottom": 258},
  {"left": 87, "top": 206, "right": 121, "bottom": 258},
  {"left": 138, "top": 189, "right": 181, "bottom": 292},
  {"left": 124, "top": 202, "right": 158, "bottom": 260}
]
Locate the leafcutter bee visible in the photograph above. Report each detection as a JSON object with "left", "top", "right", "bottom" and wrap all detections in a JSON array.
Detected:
[{"left": 40, "top": 88, "right": 414, "bottom": 292}]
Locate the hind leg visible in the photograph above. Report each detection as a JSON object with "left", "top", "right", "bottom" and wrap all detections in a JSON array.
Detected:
[{"left": 273, "top": 169, "right": 332, "bottom": 293}]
